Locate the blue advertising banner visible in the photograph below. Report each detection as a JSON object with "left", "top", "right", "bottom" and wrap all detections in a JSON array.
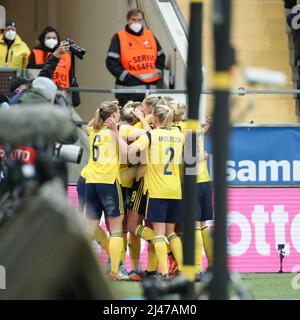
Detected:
[{"left": 205, "top": 126, "right": 300, "bottom": 186}]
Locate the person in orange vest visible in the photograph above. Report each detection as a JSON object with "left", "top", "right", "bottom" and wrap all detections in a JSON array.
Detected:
[
  {"left": 28, "top": 26, "right": 73, "bottom": 95},
  {"left": 106, "top": 8, "right": 165, "bottom": 107},
  {"left": 0, "top": 19, "right": 30, "bottom": 71}
]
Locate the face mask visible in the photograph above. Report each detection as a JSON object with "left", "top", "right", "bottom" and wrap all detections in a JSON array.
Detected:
[
  {"left": 45, "top": 38, "right": 58, "bottom": 49},
  {"left": 130, "top": 22, "right": 143, "bottom": 33},
  {"left": 5, "top": 30, "right": 16, "bottom": 41}
]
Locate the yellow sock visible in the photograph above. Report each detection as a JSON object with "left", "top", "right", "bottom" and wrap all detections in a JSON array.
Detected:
[
  {"left": 177, "top": 233, "right": 182, "bottom": 242},
  {"left": 167, "top": 233, "right": 183, "bottom": 272},
  {"left": 129, "top": 233, "right": 141, "bottom": 271},
  {"left": 94, "top": 226, "right": 109, "bottom": 255},
  {"left": 153, "top": 236, "right": 168, "bottom": 275},
  {"left": 195, "top": 228, "right": 204, "bottom": 272},
  {"left": 135, "top": 224, "right": 155, "bottom": 241},
  {"left": 147, "top": 242, "right": 158, "bottom": 272},
  {"left": 121, "top": 231, "right": 128, "bottom": 264},
  {"left": 201, "top": 226, "right": 213, "bottom": 266},
  {"left": 109, "top": 232, "right": 123, "bottom": 273}
]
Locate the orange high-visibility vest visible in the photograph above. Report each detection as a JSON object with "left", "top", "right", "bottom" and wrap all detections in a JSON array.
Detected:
[
  {"left": 32, "top": 49, "right": 71, "bottom": 87},
  {"left": 118, "top": 29, "right": 160, "bottom": 83}
]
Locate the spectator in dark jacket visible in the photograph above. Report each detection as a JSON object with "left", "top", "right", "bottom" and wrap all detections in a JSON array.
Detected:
[{"left": 106, "top": 9, "right": 165, "bottom": 106}]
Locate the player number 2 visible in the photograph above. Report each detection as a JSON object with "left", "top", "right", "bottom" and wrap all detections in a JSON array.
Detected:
[{"left": 164, "top": 147, "right": 175, "bottom": 175}]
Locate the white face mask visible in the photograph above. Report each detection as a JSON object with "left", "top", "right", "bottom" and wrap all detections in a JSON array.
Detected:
[
  {"left": 5, "top": 30, "right": 17, "bottom": 41},
  {"left": 45, "top": 38, "right": 58, "bottom": 49},
  {"left": 130, "top": 22, "right": 143, "bottom": 33}
]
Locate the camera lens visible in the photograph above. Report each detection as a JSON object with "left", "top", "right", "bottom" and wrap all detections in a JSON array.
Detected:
[{"left": 66, "top": 39, "right": 86, "bottom": 60}]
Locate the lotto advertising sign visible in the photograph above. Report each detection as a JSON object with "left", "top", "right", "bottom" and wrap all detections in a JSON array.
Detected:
[
  {"left": 68, "top": 186, "right": 300, "bottom": 273},
  {"left": 227, "top": 188, "right": 300, "bottom": 273},
  {"left": 206, "top": 126, "right": 300, "bottom": 186}
]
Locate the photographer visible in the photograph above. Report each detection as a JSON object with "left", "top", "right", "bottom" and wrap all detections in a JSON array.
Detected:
[
  {"left": 29, "top": 26, "right": 71, "bottom": 88},
  {"left": 28, "top": 26, "right": 83, "bottom": 106},
  {"left": 8, "top": 41, "right": 69, "bottom": 106}
]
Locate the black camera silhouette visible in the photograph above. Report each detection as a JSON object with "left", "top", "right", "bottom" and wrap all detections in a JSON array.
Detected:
[
  {"left": 278, "top": 244, "right": 285, "bottom": 250},
  {"left": 66, "top": 38, "right": 86, "bottom": 60}
]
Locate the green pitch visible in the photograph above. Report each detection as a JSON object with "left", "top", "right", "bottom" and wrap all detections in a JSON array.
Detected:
[
  {"left": 111, "top": 273, "right": 299, "bottom": 300},
  {"left": 240, "top": 273, "right": 299, "bottom": 300}
]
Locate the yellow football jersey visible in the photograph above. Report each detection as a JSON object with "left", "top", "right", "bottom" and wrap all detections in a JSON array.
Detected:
[
  {"left": 196, "top": 128, "right": 211, "bottom": 183},
  {"left": 85, "top": 125, "right": 92, "bottom": 135},
  {"left": 133, "top": 128, "right": 185, "bottom": 199},
  {"left": 79, "top": 126, "right": 92, "bottom": 180},
  {"left": 119, "top": 124, "right": 138, "bottom": 188},
  {"left": 133, "top": 114, "right": 152, "bottom": 129},
  {"left": 132, "top": 116, "right": 155, "bottom": 181},
  {"left": 80, "top": 165, "right": 88, "bottom": 179},
  {"left": 173, "top": 120, "right": 188, "bottom": 133},
  {"left": 85, "top": 127, "right": 120, "bottom": 184},
  {"left": 172, "top": 120, "right": 211, "bottom": 183}
]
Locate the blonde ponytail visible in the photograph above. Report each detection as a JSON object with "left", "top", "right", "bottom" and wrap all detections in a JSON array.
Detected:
[
  {"left": 169, "top": 101, "right": 187, "bottom": 122},
  {"left": 93, "top": 101, "right": 118, "bottom": 130},
  {"left": 122, "top": 100, "right": 142, "bottom": 125},
  {"left": 154, "top": 104, "right": 174, "bottom": 128},
  {"left": 144, "top": 94, "right": 167, "bottom": 108}
]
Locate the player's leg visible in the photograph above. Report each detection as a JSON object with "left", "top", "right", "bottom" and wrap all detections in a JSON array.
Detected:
[
  {"left": 147, "top": 198, "right": 168, "bottom": 278},
  {"left": 83, "top": 181, "right": 109, "bottom": 255},
  {"left": 98, "top": 181, "right": 124, "bottom": 279},
  {"left": 200, "top": 182, "right": 214, "bottom": 267},
  {"left": 195, "top": 183, "right": 205, "bottom": 280},
  {"left": 84, "top": 183, "right": 103, "bottom": 240},
  {"left": 128, "top": 179, "right": 155, "bottom": 241},
  {"left": 166, "top": 200, "right": 183, "bottom": 273},
  {"left": 76, "top": 175, "right": 86, "bottom": 215}
]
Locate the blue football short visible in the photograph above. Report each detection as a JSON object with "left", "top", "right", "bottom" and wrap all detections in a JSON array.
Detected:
[
  {"left": 145, "top": 196, "right": 183, "bottom": 223},
  {"left": 128, "top": 178, "right": 147, "bottom": 216},
  {"left": 76, "top": 176, "right": 86, "bottom": 212},
  {"left": 85, "top": 179, "right": 124, "bottom": 220},
  {"left": 196, "top": 181, "right": 214, "bottom": 222}
]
